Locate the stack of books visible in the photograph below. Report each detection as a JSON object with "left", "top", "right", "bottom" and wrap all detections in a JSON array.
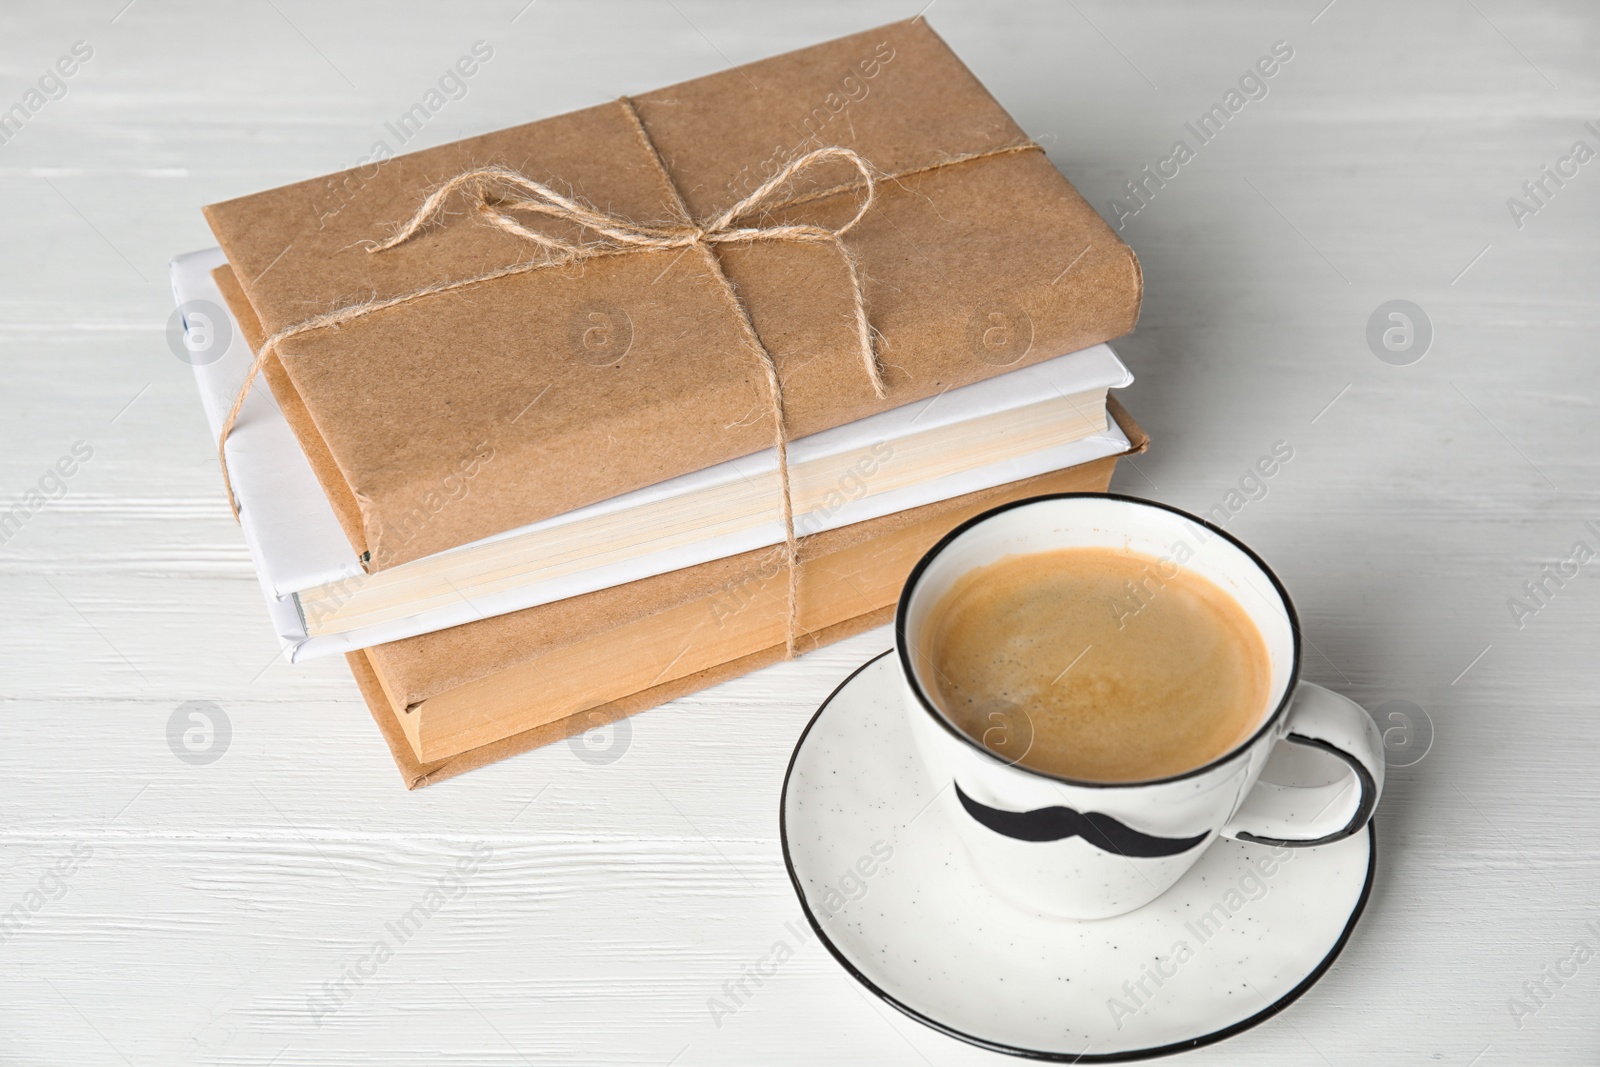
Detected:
[{"left": 170, "top": 18, "right": 1146, "bottom": 786}]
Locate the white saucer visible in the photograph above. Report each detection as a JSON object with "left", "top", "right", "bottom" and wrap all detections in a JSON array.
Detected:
[{"left": 780, "top": 652, "right": 1375, "bottom": 1061}]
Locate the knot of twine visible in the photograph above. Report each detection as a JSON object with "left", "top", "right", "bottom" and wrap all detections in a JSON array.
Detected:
[
  {"left": 365, "top": 144, "right": 887, "bottom": 403},
  {"left": 220, "top": 97, "right": 902, "bottom": 658}
]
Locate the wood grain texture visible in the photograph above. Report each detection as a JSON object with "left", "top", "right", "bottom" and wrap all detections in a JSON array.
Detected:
[{"left": 0, "top": 0, "right": 1596, "bottom": 1063}]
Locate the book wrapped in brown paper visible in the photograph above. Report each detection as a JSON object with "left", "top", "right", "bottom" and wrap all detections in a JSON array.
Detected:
[
  {"left": 202, "top": 17, "right": 1140, "bottom": 573},
  {"left": 350, "top": 400, "right": 1146, "bottom": 787}
]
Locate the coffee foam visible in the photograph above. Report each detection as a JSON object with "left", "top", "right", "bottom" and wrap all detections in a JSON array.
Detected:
[{"left": 917, "top": 546, "right": 1270, "bottom": 782}]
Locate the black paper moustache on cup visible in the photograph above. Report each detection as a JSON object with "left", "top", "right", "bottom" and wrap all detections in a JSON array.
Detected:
[{"left": 955, "top": 785, "right": 1209, "bottom": 858}]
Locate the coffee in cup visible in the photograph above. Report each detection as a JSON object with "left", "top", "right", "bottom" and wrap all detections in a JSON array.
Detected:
[{"left": 915, "top": 546, "right": 1271, "bottom": 782}]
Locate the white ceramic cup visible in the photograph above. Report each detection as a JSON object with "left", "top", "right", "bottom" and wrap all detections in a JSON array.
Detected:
[{"left": 896, "top": 493, "right": 1383, "bottom": 920}]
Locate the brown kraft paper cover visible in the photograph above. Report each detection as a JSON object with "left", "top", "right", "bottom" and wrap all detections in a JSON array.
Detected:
[
  {"left": 203, "top": 17, "right": 1141, "bottom": 571},
  {"left": 367, "top": 399, "right": 1145, "bottom": 710},
  {"left": 386, "top": 418, "right": 1145, "bottom": 763},
  {"left": 349, "top": 400, "right": 1144, "bottom": 788},
  {"left": 348, "top": 611, "right": 892, "bottom": 791}
]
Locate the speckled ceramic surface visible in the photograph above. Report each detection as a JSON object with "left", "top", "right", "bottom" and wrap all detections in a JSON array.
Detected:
[{"left": 780, "top": 652, "right": 1376, "bottom": 1061}]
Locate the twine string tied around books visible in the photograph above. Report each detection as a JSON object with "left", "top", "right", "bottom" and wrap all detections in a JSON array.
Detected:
[{"left": 217, "top": 96, "right": 1037, "bottom": 657}]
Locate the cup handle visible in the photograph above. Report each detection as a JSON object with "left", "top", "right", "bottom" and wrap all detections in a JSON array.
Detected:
[{"left": 1220, "top": 682, "right": 1384, "bottom": 847}]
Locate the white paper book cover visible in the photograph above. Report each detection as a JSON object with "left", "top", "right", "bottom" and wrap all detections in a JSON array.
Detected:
[{"left": 171, "top": 248, "right": 1133, "bottom": 659}]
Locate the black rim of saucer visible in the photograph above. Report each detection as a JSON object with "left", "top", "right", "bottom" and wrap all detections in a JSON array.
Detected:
[{"left": 778, "top": 650, "right": 1379, "bottom": 1064}]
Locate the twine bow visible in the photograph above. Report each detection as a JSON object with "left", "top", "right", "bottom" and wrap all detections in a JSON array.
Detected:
[
  {"left": 368, "top": 151, "right": 886, "bottom": 405},
  {"left": 219, "top": 97, "right": 894, "bottom": 657}
]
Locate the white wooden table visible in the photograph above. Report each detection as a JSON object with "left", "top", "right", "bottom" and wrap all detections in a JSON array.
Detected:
[{"left": 3, "top": 1, "right": 1596, "bottom": 1063}]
